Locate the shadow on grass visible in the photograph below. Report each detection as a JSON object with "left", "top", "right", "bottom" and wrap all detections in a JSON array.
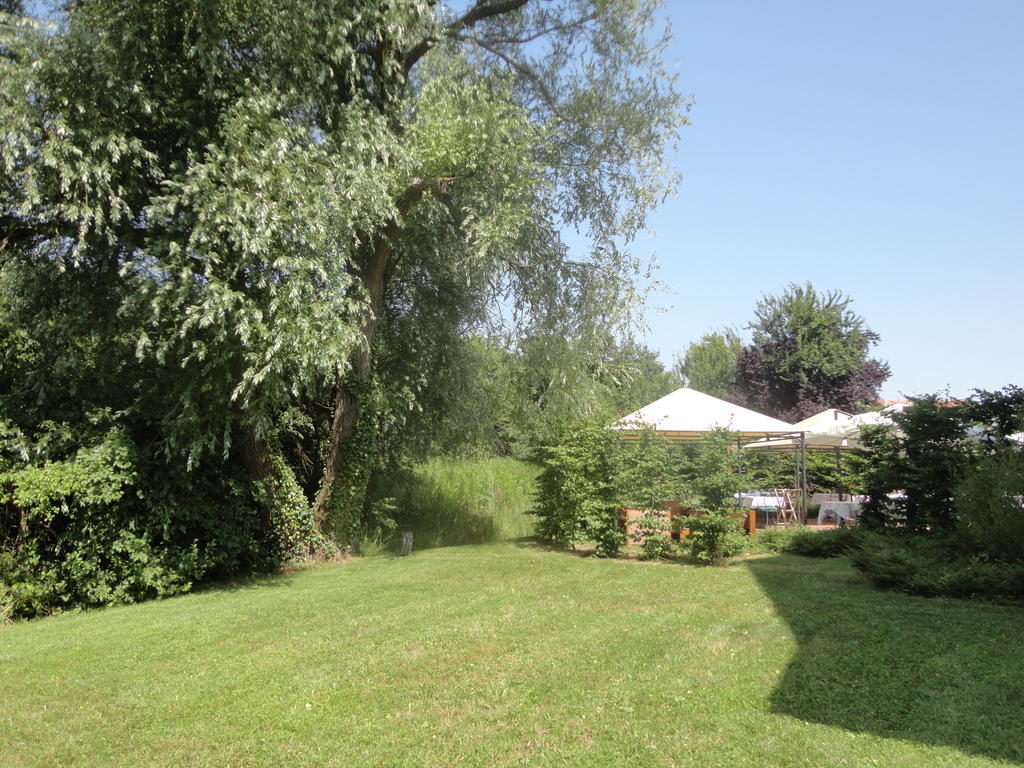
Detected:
[
  {"left": 193, "top": 567, "right": 299, "bottom": 596},
  {"left": 509, "top": 537, "right": 595, "bottom": 558},
  {"left": 512, "top": 537, "right": 702, "bottom": 564},
  {"left": 746, "top": 556, "right": 1024, "bottom": 764}
]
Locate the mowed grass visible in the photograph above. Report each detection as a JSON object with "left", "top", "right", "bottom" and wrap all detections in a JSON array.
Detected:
[{"left": 2, "top": 544, "right": 1023, "bottom": 767}]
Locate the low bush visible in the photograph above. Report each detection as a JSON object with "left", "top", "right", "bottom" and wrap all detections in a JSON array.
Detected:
[
  {"left": 683, "top": 510, "right": 746, "bottom": 565},
  {"left": 638, "top": 526, "right": 673, "bottom": 560},
  {"left": 750, "top": 526, "right": 809, "bottom": 554},
  {"left": 626, "top": 510, "right": 674, "bottom": 560},
  {"left": 849, "top": 535, "right": 1024, "bottom": 602},
  {"left": 783, "top": 526, "right": 868, "bottom": 558}
]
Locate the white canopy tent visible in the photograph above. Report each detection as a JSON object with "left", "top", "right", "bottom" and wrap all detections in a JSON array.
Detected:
[
  {"left": 611, "top": 387, "right": 799, "bottom": 442},
  {"left": 745, "top": 408, "right": 855, "bottom": 451},
  {"left": 611, "top": 393, "right": 911, "bottom": 523},
  {"left": 611, "top": 388, "right": 809, "bottom": 520},
  {"left": 742, "top": 404, "right": 910, "bottom": 512},
  {"left": 745, "top": 405, "right": 906, "bottom": 452}
]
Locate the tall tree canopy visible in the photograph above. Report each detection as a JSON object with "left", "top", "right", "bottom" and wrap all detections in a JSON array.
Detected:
[
  {"left": 0, "top": 1, "right": 687, "bottom": 613},
  {"left": 674, "top": 328, "right": 742, "bottom": 399},
  {"left": 735, "top": 283, "right": 890, "bottom": 421}
]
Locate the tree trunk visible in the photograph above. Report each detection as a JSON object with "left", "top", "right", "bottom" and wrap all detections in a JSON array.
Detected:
[
  {"left": 312, "top": 234, "right": 391, "bottom": 534},
  {"left": 240, "top": 425, "right": 316, "bottom": 554},
  {"left": 239, "top": 427, "right": 277, "bottom": 539},
  {"left": 311, "top": 179, "right": 446, "bottom": 538},
  {"left": 239, "top": 429, "right": 276, "bottom": 482}
]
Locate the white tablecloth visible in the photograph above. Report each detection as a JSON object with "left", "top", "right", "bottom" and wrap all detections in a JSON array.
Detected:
[
  {"left": 736, "top": 494, "right": 784, "bottom": 508},
  {"left": 817, "top": 500, "right": 861, "bottom": 525},
  {"left": 812, "top": 493, "right": 866, "bottom": 506}
]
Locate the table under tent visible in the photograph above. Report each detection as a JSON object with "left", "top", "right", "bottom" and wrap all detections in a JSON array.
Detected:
[
  {"left": 743, "top": 404, "right": 907, "bottom": 526},
  {"left": 742, "top": 408, "right": 858, "bottom": 526},
  {"left": 610, "top": 387, "right": 810, "bottom": 531}
]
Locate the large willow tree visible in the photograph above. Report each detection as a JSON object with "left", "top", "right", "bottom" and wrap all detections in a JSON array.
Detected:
[{"left": 1, "top": 0, "right": 685, "bottom": 596}]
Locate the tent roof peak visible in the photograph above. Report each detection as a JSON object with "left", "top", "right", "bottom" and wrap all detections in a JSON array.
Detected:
[{"left": 612, "top": 387, "right": 797, "bottom": 440}]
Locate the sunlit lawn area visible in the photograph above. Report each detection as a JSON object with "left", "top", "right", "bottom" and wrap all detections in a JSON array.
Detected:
[{"left": 3, "top": 543, "right": 1023, "bottom": 767}]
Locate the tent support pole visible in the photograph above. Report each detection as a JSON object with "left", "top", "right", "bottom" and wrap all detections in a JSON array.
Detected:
[
  {"left": 799, "top": 432, "right": 807, "bottom": 523},
  {"left": 834, "top": 446, "right": 842, "bottom": 500}
]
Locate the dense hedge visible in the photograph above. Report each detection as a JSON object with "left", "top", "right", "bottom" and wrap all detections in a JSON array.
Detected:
[
  {"left": 753, "top": 526, "right": 866, "bottom": 558},
  {"left": 0, "top": 428, "right": 316, "bottom": 620}
]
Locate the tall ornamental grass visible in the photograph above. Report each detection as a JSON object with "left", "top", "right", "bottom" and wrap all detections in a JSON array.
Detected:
[{"left": 373, "top": 457, "right": 537, "bottom": 551}]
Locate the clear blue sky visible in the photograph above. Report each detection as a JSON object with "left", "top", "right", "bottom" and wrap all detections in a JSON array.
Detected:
[{"left": 636, "top": 0, "right": 1023, "bottom": 400}]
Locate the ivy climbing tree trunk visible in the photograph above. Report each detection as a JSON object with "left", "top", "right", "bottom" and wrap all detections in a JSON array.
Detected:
[
  {"left": 313, "top": 257, "right": 382, "bottom": 537},
  {"left": 313, "top": 177, "right": 459, "bottom": 540}
]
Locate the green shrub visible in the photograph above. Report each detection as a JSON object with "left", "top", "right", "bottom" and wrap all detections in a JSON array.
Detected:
[
  {"left": 531, "top": 425, "right": 753, "bottom": 561},
  {"left": 0, "top": 431, "right": 199, "bottom": 618},
  {"left": 750, "top": 525, "right": 870, "bottom": 559},
  {"left": 0, "top": 428, "right": 311, "bottom": 620},
  {"left": 934, "top": 560, "right": 1024, "bottom": 600},
  {"left": 531, "top": 423, "right": 624, "bottom": 556},
  {"left": 751, "top": 526, "right": 809, "bottom": 554},
  {"left": 636, "top": 517, "right": 673, "bottom": 560},
  {"left": 783, "top": 526, "right": 867, "bottom": 558},
  {"left": 849, "top": 535, "right": 1024, "bottom": 601},
  {"left": 683, "top": 511, "right": 745, "bottom": 565},
  {"left": 954, "top": 449, "right": 1024, "bottom": 564},
  {"left": 591, "top": 516, "right": 627, "bottom": 558}
]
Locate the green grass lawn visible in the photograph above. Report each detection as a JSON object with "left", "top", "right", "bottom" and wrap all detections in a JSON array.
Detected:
[{"left": 3, "top": 544, "right": 1023, "bottom": 767}]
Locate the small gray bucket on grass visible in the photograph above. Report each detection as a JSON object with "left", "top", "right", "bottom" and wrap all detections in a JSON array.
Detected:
[{"left": 398, "top": 531, "right": 413, "bottom": 557}]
